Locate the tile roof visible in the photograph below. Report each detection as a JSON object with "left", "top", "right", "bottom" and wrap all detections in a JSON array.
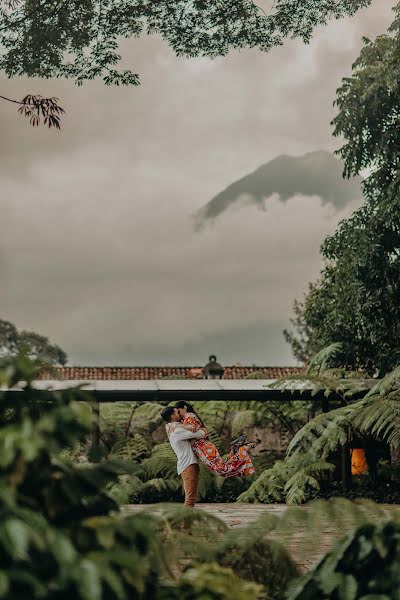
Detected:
[{"left": 38, "top": 365, "right": 302, "bottom": 380}]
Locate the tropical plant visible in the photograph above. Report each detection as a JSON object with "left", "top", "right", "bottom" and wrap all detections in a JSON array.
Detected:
[
  {"left": 287, "top": 520, "right": 400, "bottom": 599},
  {"left": 241, "top": 345, "right": 400, "bottom": 504},
  {"left": 214, "top": 528, "right": 299, "bottom": 600},
  {"left": 161, "top": 563, "right": 264, "bottom": 600}
]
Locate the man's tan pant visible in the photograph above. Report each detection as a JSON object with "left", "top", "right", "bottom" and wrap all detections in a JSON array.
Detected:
[{"left": 181, "top": 463, "right": 199, "bottom": 507}]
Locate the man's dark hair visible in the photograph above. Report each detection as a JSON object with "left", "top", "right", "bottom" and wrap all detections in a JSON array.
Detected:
[{"left": 161, "top": 406, "right": 175, "bottom": 423}]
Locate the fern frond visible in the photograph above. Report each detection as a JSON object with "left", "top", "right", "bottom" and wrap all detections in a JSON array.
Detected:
[
  {"left": 306, "top": 342, "right": 343, "bottom": 375},
  {"left": 231, "top": 411, "right": 255, "bottom": 437},
  {"left": 108, "top": 474, "right": 144, "bottom": 504},
  {"left": 192, "top": 401, "right": 230, "bottom": 434},
  {"left": 141, "top": 478, "right": 181, "bottom": 493},
  {"left": 58, "top": 440, "right": 82, "bottom": 464},
  {"left": 140, "top": 443, "right": 179, "bottom": 481},
  {"left": 100, "top": 402, "right": 139, "bottom": 436},
  {"left": 237, "top": 460, "right": 288, "bottom": 503},
  {"left": 351, "top": 396, "right": 400, "bottom": 447},
  {"left": 284, "top": 460, "right": 335, "bottom": 505},
  {"left": 287, "top": 406, "right": 351, "bottom": 457},
  {"left": 364, "top": 365, "right": 400, "bottom": 398},
  {"left": 110, "top": 434, "right": 150, "bottom": 462}
]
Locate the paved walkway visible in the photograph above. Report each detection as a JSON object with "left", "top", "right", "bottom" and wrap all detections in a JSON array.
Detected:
[
  {"left": 125, "top": 502, "right": 286, "bottom": 526},
  {"left": 124, "top": 502, "right": 400, "bottom": 571}
]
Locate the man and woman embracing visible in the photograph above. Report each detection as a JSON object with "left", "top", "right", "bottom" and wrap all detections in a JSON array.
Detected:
[{"left": 161, "top": 401, "right": 257, "bottom": 507}]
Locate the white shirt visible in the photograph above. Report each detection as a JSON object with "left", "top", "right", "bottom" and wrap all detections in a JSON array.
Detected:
[{"left": 166, "top": 423, "right": 204, "bottom": 475}]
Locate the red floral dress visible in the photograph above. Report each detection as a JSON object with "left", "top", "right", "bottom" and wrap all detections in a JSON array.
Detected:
[{"left": 183, "top": 412, "right": 256, "bottom": 478}]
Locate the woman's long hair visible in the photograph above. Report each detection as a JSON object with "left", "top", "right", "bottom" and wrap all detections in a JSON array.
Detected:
[{"left": 174, "top": 400, "right": 205, "bottom": 428}]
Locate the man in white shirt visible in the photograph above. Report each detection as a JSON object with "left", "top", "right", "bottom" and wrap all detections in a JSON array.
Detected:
[{"left": 161, "top": 406, "right": 206, "bottom": 507}]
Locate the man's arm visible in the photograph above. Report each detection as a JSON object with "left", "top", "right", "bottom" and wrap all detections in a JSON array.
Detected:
[{"left": 170, "top": 426, "right": 205, "bottom": 442}]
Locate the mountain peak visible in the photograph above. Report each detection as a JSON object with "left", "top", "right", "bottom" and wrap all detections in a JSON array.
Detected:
[{"left": 194, "top": 151, "right": 363, "bottom": 228}]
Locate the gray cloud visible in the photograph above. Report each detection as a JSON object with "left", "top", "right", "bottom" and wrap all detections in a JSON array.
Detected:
[
  {"left": 194, "top": 151, "right": 363, "bottom": 227},
  {"left": 0, "top": 1, "right": 393, "bottom": 365}
]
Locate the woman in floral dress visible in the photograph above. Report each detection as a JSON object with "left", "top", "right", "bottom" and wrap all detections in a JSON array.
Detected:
[{"left": 174, "top": 401, "right": 256, "bottom": 478}]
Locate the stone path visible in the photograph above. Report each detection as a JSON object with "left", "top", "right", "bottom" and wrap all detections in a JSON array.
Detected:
[
  {"left": 124, "top": 502, "right": 286, "bottom": 527},
  {"left": 124, "top": 502, "right": 400, "bottom": 571}
]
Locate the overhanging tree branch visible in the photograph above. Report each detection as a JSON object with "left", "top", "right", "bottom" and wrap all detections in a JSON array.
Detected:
[{"left": 0, "top": 93, "right": 65, "bottom": 128}]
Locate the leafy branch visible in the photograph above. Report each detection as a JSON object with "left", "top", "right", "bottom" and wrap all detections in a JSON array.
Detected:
[{"left": 0, "top": 94, "right": 65, "bottom": 128}]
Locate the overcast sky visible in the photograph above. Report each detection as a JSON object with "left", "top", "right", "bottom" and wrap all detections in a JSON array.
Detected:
[{"left": 0, "top": 1, "right": 393, "bottom": 366}]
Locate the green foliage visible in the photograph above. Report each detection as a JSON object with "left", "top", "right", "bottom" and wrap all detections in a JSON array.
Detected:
[
  {"left": 238, "top": 454, "right": 335, "bottom": 505},
  {"left": 0, "top": 354, "right": 180, "bottom": 599},
  {"left": 101, "top": 401, "right": 164, "bottom": 447},
  {"left": 0, "top": 0, "right": 372, "bottom": 87},
  {"left": 143, "top": 498, "right": 400, "bottom": 600},
  {"left": 242, "top": 355, "right": 400, "bottom": 504},
  {"left": 215, "top": 528, "right": 299, "bottom": 600},
  {"left": 162, "top": 562, "right": 264, "bottom": 600},
  {"left": 283, "top": 284, "right": 320, "bottom": 363},
  {"left": 193, "top": 400, "right": 230, "bottom": 435},
  {"left": 236, "top": 399, "right": 309, "bottom": 436},
  {"left": 288, "top": 520, "right": 400, "bottom": 599},
  {"left": 100, "top": 402, "right": 138, "bottom": 439},
  {"left": 110, "top": 434, "right": 151, "bottom": 462},
  {"left": 286, "top": 4, "right": 400, "bottom": 376},
  {"left": 0, "top": 318, "right": 67, "bottom": 365},
  {"left": 245, "top": 371, "right": 267, "bottom": 379},
  {"left": 231, "top": 410, "right": 255, "bottom": 437}
]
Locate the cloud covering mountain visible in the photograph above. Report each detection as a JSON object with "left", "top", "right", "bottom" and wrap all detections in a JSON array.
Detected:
[{"left": 195, "top": 151, "right": 363, "bottom": 228}]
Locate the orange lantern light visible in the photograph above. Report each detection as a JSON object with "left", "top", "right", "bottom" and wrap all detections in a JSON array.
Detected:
[{"left": 351, "top": 448, "right": 368, "bottom": 475}]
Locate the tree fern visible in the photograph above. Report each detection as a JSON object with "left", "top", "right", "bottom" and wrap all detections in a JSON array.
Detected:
[
  {"left": 287, "top": 407, "right": 352, "bottom": 458},
  {"left": 140, "top": 443, "right": 179, "bottom": 482},
  {"left": 141, "top": 477, "right": 181, "bottom": 494},
  {"left": 128, "top": 402, "right": 165, "bottom": 436},
  {"left": 238, "top": 454, "right": 335, "bottom": 505},
  {"left": 283, "top": 459, "right": 335, "bottom": 505},
  {"left": 58, "top": 440, "right": 83, "bottom": 464},
  {"left": 231, "top": 411, "right": 255, "bottom": 437},
  {"left": 306, "top": 342, "right": 343, "bottom": 374},
  {"left": 110, "top": 434, "right": 150, "bottom": 462},
  {"left": 244, "top": 359, "right": 400, "bottom": 504},
  {"left": 235, "top": 400, "right": 308, "bottom": 435},
  {"left": 100, "top": 402, "right": 139, "bottom": 438},
  {"left": 193, "top": 401, "right": 230, "bottom": 435}
]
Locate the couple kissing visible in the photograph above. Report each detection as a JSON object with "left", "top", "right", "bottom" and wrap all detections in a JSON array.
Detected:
[{"left": 161, "top": 401, "right": 257, "bottom": 507}]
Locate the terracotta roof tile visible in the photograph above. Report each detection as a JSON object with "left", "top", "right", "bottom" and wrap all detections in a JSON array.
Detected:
[{"left": 38, "top": 365, "right": 302, "bottom": 380}]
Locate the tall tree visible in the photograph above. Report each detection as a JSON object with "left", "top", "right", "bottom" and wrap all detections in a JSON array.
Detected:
[
  {"left": 0, "top": 318, "right": 67, "bottom": 365},
  {"left": 285, "top": 3, "right": 400, "bottom": 375},
  {"left": 0, "top": 0, "right": 373, "bottom": 127}
]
